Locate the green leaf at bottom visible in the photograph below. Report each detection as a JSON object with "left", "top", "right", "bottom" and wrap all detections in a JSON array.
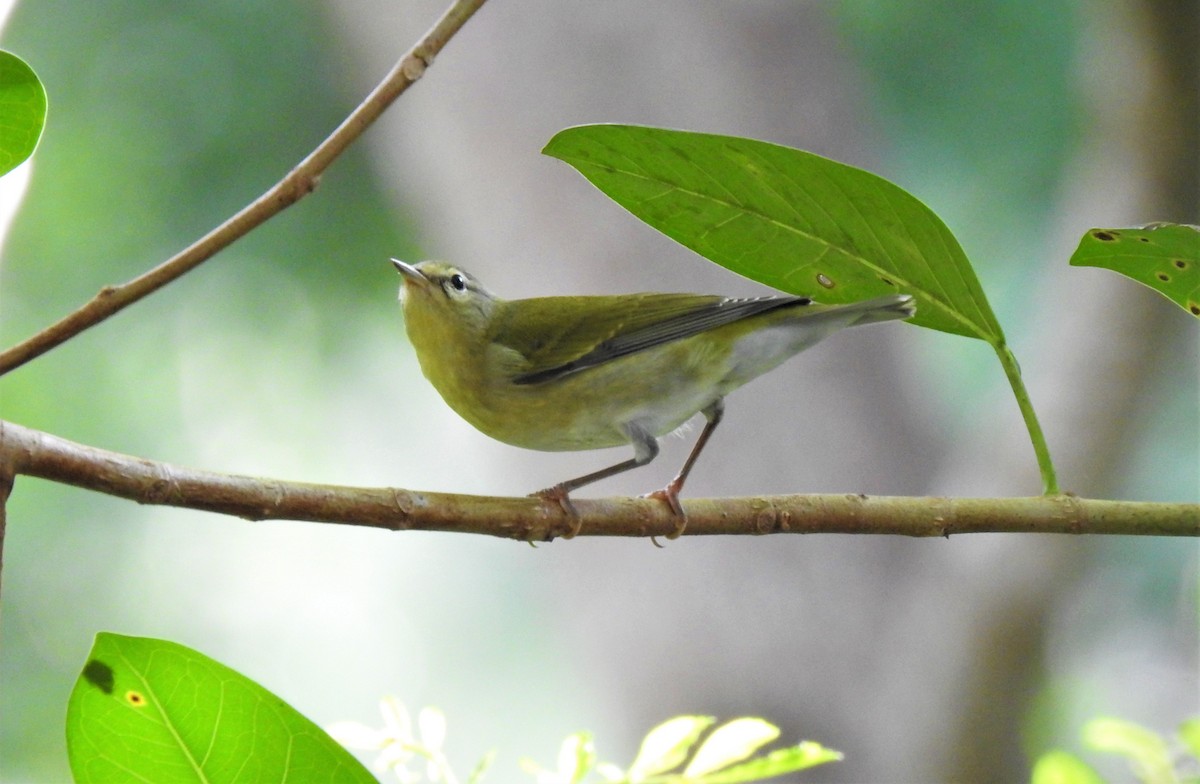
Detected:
[{"left": 66, "top": 632, "right": 375, "bottom": 784}]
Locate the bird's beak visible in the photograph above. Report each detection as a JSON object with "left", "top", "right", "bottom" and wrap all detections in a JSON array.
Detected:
[{"left": 391, "top": 258, "right": 429, "bottom": 289}]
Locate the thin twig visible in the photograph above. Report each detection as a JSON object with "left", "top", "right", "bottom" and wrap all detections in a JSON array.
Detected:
[
  {"left": 3, "top": 420, "right": 1196, "bottom": 541},
  {"left": 0, "top": 0, "right": 490, "bottom": 376}
]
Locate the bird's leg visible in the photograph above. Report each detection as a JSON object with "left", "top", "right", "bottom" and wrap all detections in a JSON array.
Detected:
[
  {"left": 644, "top": 399, "right": 725, "bottom": 539},
  {"left": 532, "top": 427, "right": 659, "bottom": 539}
]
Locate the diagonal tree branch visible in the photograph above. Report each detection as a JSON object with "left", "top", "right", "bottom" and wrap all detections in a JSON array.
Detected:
[
  {"left": 2, "top": 420, "right": 1196, "bottom": 541},
  {"left": 0, "top": 0, "right": 489, "bottom": 377}
]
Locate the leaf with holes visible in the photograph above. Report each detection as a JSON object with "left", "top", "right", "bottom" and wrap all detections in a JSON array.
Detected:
[
  {"left": 1070, "top": 224, "right": 1200, "bottom": 318},
  {"left": 543, "top": 124, "right": 1003, "bottom": 341},
  {"left": 0, "top": 50, "right": 46, "bottom": 177},
  {"left": 66, "top": 632, "right": 375, "bottom": 784}
]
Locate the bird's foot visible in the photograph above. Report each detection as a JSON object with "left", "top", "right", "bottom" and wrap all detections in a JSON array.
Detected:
[
  {"left": 530, "top": 485, "right": 582, "bottom": 539},
  {"left": 642, "top": 481, "right": 688, "bottom": 541}
]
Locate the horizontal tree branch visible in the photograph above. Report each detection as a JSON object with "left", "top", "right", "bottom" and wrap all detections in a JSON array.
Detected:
[
  {"left": 0, "top": 0, "right": 489, "bottom": 376},
  {"left": 2, "top": 420, "right": 1196, "bottom": 541}
]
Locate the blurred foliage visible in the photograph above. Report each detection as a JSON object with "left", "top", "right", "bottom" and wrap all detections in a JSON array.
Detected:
[
  {"left": 0, "top": 0, "right": 416, "bottom": 444},
  {"left": 0, "top": 1, "right": 418, "bottom": 780},
  {"left": 1032, "top": 716, "right": 1200, "bottom": 784},
  {"left": 833, "top": 1, "right": 1079, "bottom": 268},
  {"left": 0, "top": 1, "right": 411, "bottom": 312},
  {"left": 519, "top": 715, "right": 841, "bottom": 784}
]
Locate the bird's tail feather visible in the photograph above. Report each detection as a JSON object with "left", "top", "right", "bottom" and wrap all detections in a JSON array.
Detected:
[{"left": 805, "top": 293, "right": 916, "bottom": 327}]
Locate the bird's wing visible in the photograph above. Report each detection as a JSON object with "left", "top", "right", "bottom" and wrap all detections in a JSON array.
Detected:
[{"left": 489, "top": 292, "right": 809, "bottom": 385}]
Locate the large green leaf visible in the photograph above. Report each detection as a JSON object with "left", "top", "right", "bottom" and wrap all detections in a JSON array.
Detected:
[
  {"left": 1070, "top": 224, "right": 1200, "bottom": 318},
  {"left": 0, "top": 50, "right": 47, "bottom": 177},
  {"left": 543, "top": 124, "right": 1002, "bottom": 341},
  {"left": 66, "top": 633, "right": 375, "bottom": 784}
]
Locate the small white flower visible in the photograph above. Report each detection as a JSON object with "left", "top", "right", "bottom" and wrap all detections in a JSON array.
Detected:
[
  {"left": 519, "top": 732, "right": 596, "bottom": 784},
  {"left": 327, "top": 696, "right": 446, "bottom": 783},
  {"left": 417, "top": 707, "right": 449, "bottom": 781}
]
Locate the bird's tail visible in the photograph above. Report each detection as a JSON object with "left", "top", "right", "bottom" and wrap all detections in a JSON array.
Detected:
[{"left": 806, "top": 293, "right": 916, "bottom": 327}]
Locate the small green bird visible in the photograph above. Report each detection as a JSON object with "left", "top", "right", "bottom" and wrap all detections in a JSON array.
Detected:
[{"left": 392, "top": 259, "right": 914, "bottom": 538}]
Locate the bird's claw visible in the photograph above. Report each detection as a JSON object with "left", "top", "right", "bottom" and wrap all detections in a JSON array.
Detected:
[
  {"left": 642, "top": 484, "right": 688, "bottom": 541},
  {"left": 531, "top": 485, "right": 582, "bottom": 539}
]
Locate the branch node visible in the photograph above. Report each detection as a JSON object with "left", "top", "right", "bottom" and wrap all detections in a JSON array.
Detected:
[
  {"left": 143, "top": 463, "right": 181, "bottom": 505},
  {"left": 401, "top": 53, "right": 428, "bottom": 81},
  {"left": 753, "top": 504, "right": 777, "bottom": 534},
  {"left": 276, "top": 172, "right": 320, "bottom": 207},
  {"left": 390, "top": 488, "right": 417, "bottom": 530},
  {"left": 261, "top": 481, "right": 286, "bottom": 518},
  {"left": 1052, "top": 492, "right": 1088, "bottom": 534}
]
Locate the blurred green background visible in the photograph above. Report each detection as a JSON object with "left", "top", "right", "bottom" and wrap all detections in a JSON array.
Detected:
[{"left": 0, "top": 1, "right": 1196, "bottom": 781}]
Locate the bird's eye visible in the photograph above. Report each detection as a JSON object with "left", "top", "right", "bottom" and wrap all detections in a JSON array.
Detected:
[{"left": 448, "top": 274, "right": 467, "bottom": 292}]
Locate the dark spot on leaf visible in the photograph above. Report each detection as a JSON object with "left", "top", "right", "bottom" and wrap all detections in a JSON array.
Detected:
[
  {"left": 1138, "top": 236, "right": 1150, "bottom": 242},
  {"left": 1190, "top": 302, "right": 1200, "bottom": 316},
  {"left": 816, "top": 273, "right": 835, "bottom": 289},
  {"left": 83, "top": 660, "right": 114, "bottom": 694},
  {"left": 1156, "top": 272, "right": 1170, "bottom": 282},
  {"left": 879, "top": 276, "right": 895, "bottom": 286},
  {"left": 125, "top": 690, "right": 148, "bottom": 707},
  {"left": 1092, "top": 230, "right": 1118, "bottom": 241},
  {"left": 1174, "top": 259, "right": 1188, "bottom": 269}
]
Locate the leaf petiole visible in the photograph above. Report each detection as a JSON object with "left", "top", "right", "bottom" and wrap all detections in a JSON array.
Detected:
[{"left": 995, "top": 342, "right": 1059, "bottom": 495}]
